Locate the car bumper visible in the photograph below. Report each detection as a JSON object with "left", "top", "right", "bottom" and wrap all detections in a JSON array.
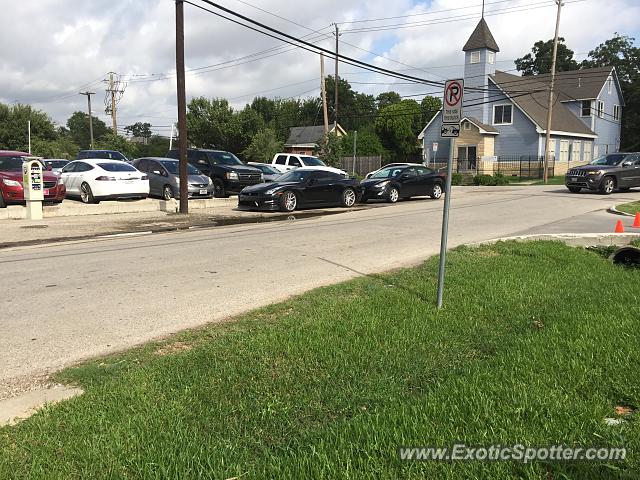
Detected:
[
  {"left": 226, "top": 179, "right": 264, "bottom": 194},
  {"left": 361, "top": 186, "right": 389, "bottom": 201},
  {"left": 2, "top": 184, "right": 66, "bottom": 203},
  {"left": 565, "top": 174, "right": 602, "bottom": 190},
  {"left": 237, "top": 193, "right": 280, "bottom": 210},
  {"left": 91, "top": 180, "right": 150, "bottom": 199},
  {"left": 187, "top": 184, "right": 214, "bottom": 198}
]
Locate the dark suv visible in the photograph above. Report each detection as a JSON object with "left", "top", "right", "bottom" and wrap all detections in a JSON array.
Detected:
[
  {"left": 167, "top": 149, "right": 263, "bottom": 197},
  {"left": 77, "top": 150, "right": 128, "bottom": 162},
  {"left": 565, "top": 153, "right": 640, "bottom": 194}
]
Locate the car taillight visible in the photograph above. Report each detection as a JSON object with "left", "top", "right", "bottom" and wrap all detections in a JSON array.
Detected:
[
  {"left": 95, "top": 176, "right": 116, "bottom": 181},
  {"left": 141, "top": 175, "right": 148, "bottom": 180}
]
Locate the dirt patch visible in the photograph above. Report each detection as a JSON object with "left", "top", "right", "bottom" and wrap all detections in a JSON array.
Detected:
[{"left": 154, "top": 342, "right": 193, "bottom": 356}]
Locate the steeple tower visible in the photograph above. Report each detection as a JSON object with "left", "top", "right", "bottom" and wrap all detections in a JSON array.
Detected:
[{"left": 463, "top": 18, "right": 500, "bottom": 124}]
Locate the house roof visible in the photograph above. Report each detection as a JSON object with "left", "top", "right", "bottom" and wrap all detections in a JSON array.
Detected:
[
  {"left": 527, "top": 66, "right": 617, "bottom": 103},
  {"left": 285, "top": 124, "right": 346, "bottom": 146},
  {"left": 463, "top": 18, "right": 500, "bottom": 52},
  {"left": 464, "top": 116, "right": 499, "bottom": 134},
  {"left": 490, "top": 70, "right": 597, "bottom": 137}
]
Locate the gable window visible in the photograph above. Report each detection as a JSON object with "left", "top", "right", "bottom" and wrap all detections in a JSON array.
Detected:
[
  {"left": 597, "top": 101, "right": 604, "bottom": 118},
  {"left": 607, "top": 77, "right": 613, "bottom": 94},
  {"left": 487, "top": 51, "right": 495, "bottom": 64},
  {"left": 493, "top": 104, "right": 512, "bottom": 125},
  {"left": 613, "top": 104, "right": 620, "bottom": 121},
  {"left": 463, "top": 121, "right": 471, "bottom": 131},
  {"left": 580, "top": 100, "right": 591, "bottom": 117},
  {"left": 470, "top": 51, "right": 480, "bottom": 64}
]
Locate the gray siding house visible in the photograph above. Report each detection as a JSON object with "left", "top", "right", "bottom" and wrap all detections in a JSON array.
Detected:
[{"left": 418, "top": 18, "right": 624, "bottom": 174}]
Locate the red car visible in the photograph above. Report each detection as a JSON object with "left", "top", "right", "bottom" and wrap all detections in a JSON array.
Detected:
[{"left": 0, "top": 151, "right": 66, "bottom": 207}]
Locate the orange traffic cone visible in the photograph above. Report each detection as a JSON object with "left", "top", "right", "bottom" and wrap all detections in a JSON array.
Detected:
[
  {"left": 633, "top": 213, "right": 640, "bottom": 229},
  {"left": 615, "top": 220, "right": 625, "bottom": 233}
]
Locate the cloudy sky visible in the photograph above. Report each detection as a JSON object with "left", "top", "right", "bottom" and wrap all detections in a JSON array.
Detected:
[{"left": 2, "top": 0, "right": 639, "bottom": 136}]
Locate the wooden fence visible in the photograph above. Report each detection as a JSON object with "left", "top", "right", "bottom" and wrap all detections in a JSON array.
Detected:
[{"left": 338, "top": 156, "right": 382, "bottom": 177}]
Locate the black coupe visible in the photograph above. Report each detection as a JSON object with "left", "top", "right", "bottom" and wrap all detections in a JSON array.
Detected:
[
  {"left": 360, "top": 164, "right": 446, "bottom": 203},
  {"left": 238, "top": 167, "right": 362, "bottom": 212}
]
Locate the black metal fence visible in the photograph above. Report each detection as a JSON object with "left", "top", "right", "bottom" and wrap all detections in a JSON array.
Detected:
[{"left": 429, "top": 155, "right": 555, "bottom": 180}]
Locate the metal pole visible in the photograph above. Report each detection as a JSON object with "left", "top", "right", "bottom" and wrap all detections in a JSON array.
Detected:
[
  {"left": 334, "top": 24, "right": 339, "bottom": 129},
  {"left": 352, "top": 130, "right": 357, "bottom": 175},
  {"left": 80, "top": 92, "right": 95, "bottom": 149},
  {"left": 169, "top": 123, "right": 175, "bottom": 151},
  {"left": 176, "top": 0, "right": 189, "bottom": 214},
  {"left": 28, "top": 120, "right": 31, "bottom": 154},
  {"left": 436, "top": 139, "right": 455, "bottom": 309},
  {"left": 543, "top": 0, "right": 563, "bottom": 184}
]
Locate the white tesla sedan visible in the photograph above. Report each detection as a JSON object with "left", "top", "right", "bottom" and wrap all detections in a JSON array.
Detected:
[{"left": 60, "top": 159, "right": 149, "bottom": 204}]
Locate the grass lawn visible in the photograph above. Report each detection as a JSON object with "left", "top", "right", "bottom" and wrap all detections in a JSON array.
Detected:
[
  {"left": 531, "top": 176, "right": 566, "bottom": 185},
  {"left": 617, "top": 201, "right": 640, "bottom": 216},
  {"left": 1, "top": 242, "right": 639, "bottom": 479}
]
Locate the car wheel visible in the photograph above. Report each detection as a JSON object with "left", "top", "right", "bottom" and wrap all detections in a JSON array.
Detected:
[
  {"left": 429, "top": 182, "right": 443, "bottom": 199},
  {"left": 599, "top": 176, "right": 615, "bottom": 195},
  {"left": 163, "top": 185, "right": 174, "bottom": 200},
  {"left": 212, "top": 179, "right": 228, "bottom": 198},
  {"left": 280, "top": 191, "right": 297, "bottom": 212},
  {"left": 568, "top": 186, "right": 581, "bottom": 193},
  {"left": 80, "top": 182, "right": 98, "bottom": 204},
  {"left": 341, "top": 188, "right": 357, "bottom": 207},
  {"left": 387, "top": 187, "right": 399, "bottom": 203}
]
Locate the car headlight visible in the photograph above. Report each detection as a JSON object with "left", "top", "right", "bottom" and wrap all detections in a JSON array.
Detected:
[
  {"left": 265, "top": 187, "right": 282, "bottom": 195},
  {"left": 587, "top": 170, "right": 603, "bottom": 175},
  {"left": 226, "top": 172, "right": 239, "bottom": 180},
  {"left": 375, "top": 180, "right": 390, "bottom": 188},
  {"left": 207, "top": 177, "right": 212, "bottom": 185},
  {"left": 2, "top": 178, "right": 21, "bottom": 187},
  {"left": 57, "top": 177, "right": 64, "bottom": 185}
]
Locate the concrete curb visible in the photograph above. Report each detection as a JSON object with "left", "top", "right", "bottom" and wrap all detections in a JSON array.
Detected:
[
  {"left": 608, "top": 205, "right": 636, "bottom": 217},
  {"left": 471, "top": 232, "right": 640, "bottom": 248}
]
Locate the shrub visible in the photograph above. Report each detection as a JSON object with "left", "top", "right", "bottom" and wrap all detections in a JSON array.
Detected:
[
  {"left": 493, "top": 173, "right": 510, "bottom": 186},
  {"left": 451, "top": 173, "right": 463, "bottom": 185},
  {"left": 473, "top": 174, "right": 495, "bottom": 186}
]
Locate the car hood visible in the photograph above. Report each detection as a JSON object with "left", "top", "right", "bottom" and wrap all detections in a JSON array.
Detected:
[
  {"left": 361, "top": 178, "right": 392, "bottom": 187},
  {"left": 188, "top": 174, "right": 210, "bottom": 184},
  {"left": 218, "top": 164, "right": 262, "bottom": 173},
  {"left": 572, "top": 164, "right": 617, "bottom": 171},
  {"left": 242, "top": 181, "right": 302, "bottom": 194}
]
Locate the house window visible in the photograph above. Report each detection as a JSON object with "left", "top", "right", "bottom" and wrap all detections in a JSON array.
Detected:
[
  {"left": 582, "top": 142, "right": 592, "bottom": 162},
  {"left": 487, "top": 51, "right": 495, "bottom": 64},
  {"left": 559, "top": 140, "right": 570, "bottom": 162},
  {"left": 607, "top": 77, "right": 613, "bottom": 94},
  {"left": 580, "top": 100, "right": 591, "bottom": 117},
  {"left": 493, "top": 104, "right": 512, "bottom": 125},
  {"left": 571, "top": 141, "right": 581, "bottom": 162},
  {"left": 463, "top": 122, "right": 471, "bottom": 131},
  {"left": 597, "top": 101, "right": 604, "bottom": 118},
  {"left": 613, "top": 104, "right": 620, "bottom": 121},
  {"left": 470, "top": 51, "right": 480, "bottom": 64}
]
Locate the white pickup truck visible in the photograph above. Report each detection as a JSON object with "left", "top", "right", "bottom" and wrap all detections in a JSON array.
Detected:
[{"left": 270, "top": 153, "right": 327, "bottom": 173}]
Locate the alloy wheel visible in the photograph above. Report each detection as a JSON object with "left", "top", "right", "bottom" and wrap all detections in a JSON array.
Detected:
[
  {"left": 388, "top": 188, "right": 399, "bottom": 203},
  {"left": 432, "top": 184, "right": 443, "bottom": 199},
  {"left": 81, "top": 184, "right": 90, "bottom": 203},
  {"left": 604, "top": 178, "right": 615, "bottom": 194},
  {"left": 343, "top": 189, "right": 356, "bottom": 207},
  {"left": 163, "top": 186, "right": 173, "bottom": 200},
  {"left": 284, "top": 192, "right": 297, "bottom": 211}
]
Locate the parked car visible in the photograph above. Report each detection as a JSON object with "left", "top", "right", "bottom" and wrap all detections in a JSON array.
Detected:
[
  {"left": 364, "top": 163, "right": 420, "bottom": 179},
  {"left": 247, "top": 162, "right": 282, "bottom": 182},
  {"left": 0, "top": 151, "right": 66, "bottom": 207},
  {"left": 43, "top": 159, "right": 70, "bottom": 174},
  {"left": 167, "top": 148, "right": 263, "bottom": 197},
  {"left": 270, "top": 153, "right": 327, "bottom": 173},
  {"left": 360, "top": 164, "right": 446, "bottom": 203},
  {"left": 238, "top": 166, "right": 361, "bottom": 212},
  {"left": 132, "top": 157, "right": 213, "bottom": 200},
  {"left": 77, "top": 150, "right": 129, "bottom": 162},
  {"left": 60, "top": 159, "right": 149, "bottom": 204},
  {"left": 565, "top": 153, "right": 640, "bottom": 194}
]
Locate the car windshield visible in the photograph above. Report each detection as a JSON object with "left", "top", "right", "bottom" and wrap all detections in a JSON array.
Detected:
[
  {"left": 590, "top": 154, "right": 627, "bottom": 166},
  {"left": 254, "top": 164, "right": 278, "bottom": 174},
  {"left": 0, "top": 156, "right": 27, "bottom": 171},
  {"left": 98, "top": 162, "right": 137, "bottom": 172},
  {"left": 301, "top": 156, "right": 325, "bottom": 166},
  {"left": 45, "top": 160, "right": 68, "bottom": 168},
  {"left": 160, "top": 161, "right": 200, "bottom": 175},
  {"left": 371, "top": 167, "right": 405, "bottom": 179},
  {"left": 277, "top": 170, "right": 314, "bottom": 183},
  {"left": 211, "top": 152, "right": 243, "bottom": 165}
]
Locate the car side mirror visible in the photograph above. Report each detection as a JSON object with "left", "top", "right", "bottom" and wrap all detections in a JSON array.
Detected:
[
  {"left": 622, "top": 161, "right": 633, "bottom": 167},
  {"left": 152, "top": 169, "right": 162, "bottom": 175}
]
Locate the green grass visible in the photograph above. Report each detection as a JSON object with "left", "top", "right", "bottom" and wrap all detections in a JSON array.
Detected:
[
  {"left": 617, "top": 201, "right": 640, "bottom": 216},
  {"left": 1, "top": 242, "right": 639, "bottom": 479},
  {"left": 531, "top": 176, "right": 566, "bottom": 185}
]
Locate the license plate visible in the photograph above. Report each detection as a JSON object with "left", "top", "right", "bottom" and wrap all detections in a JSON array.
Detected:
[
  {"left": 571, "top": 177, "right": 578, "bottom": 182},
  {"left": 124, "top": 180, "right": 134, "bottom": 184},
  {"left": 199, "top": 189, "right": 207, "bottom": 195},
  {"left": 44, "top": 189, "right": 50, "bottom": 196}
]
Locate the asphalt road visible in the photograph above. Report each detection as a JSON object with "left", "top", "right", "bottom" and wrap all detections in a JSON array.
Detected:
[{"left": 1, "top": 185, "right": 639, "bottom": 399}]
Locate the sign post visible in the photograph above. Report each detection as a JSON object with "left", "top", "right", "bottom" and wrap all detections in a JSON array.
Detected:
[
  {"left": 22, "top": 159, "right": 44, "bottom": 220},
  {"left": 437, "top": 79, "right": 463, "bottom": 309}
]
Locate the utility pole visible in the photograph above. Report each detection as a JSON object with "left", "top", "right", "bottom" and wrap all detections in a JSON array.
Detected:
[
  {"left": 176, "top": 0, "right": 189, "bottom": 214},
  {"left": 352, "top": 130, "right": 357, "bottom": 175},
  {"left": 543, "top": 0, "right": 563, "bottom": 184},
  {"left": 320, "top": 53, "right": 329, "bottom": 136},
  {"left": 79, "top": 91, "right": 95, "bottom": 149},
  {"left": 28, "top": 120, "right": 31, "bottom": 154},
  {"left": 334, "top": 23, "right": 339, "bottom": 130},
  {"left": 106, "top": 72, "right": 118, "bottom": 133}
]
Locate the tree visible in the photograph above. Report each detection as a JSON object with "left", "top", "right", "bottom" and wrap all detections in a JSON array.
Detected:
[
  {"left": 242, "top": 128, "right": 283, "bottom": 163},
  {"left": 375, "top": 100, "right": 422, "bottom": 159},
  {"left": 582, "top": 34, "right": 640, "bottom": 150},
  {"left": 376, "top": 91, "right": 401, "bottom": 110},
  {"left": 66, "top": 111, "right": 109, "bottom": 149},
  {"left": 137, "top": 135, "right": 171, "bottom": 158},
  {"left": 420, "top": 95, "right": 442, "bottom": 127},
  {"left": 0, "top": 103, "right": 57, "bottom": 152},
  {"left": 515, "top": 38, "right": 578, "bottom": 75},
  {"left": 317, "top": 132, "right": 343, "bottom": 167},
  {"left": 95, "top": 133, "right": 139, "bottom": 160},
  {"left": 341, "top": 127, "right": 387, "bottom": 157},
  {"left": 124, "top": 122, "right": 152, "bottom": 139}
]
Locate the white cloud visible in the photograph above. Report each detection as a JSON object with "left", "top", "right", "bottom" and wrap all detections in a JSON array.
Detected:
[{"left": 1, "top": 0, "right": 638, "bottom": 136}]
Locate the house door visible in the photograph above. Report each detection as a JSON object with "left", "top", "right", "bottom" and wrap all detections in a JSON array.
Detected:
[{"left": 457, "top": 145, "right": 477, "bottom": 171}]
